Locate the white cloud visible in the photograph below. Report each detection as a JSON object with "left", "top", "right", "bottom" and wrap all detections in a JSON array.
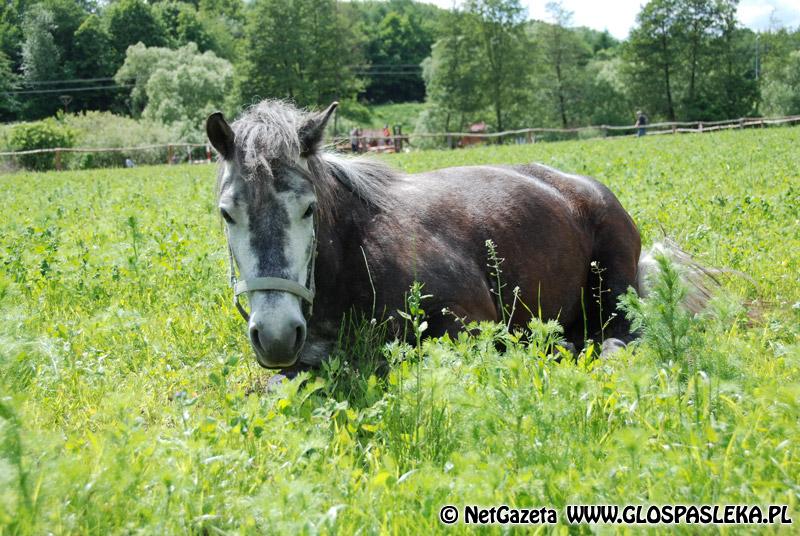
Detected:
[
  {"left": 738, "top": 0, "right": 800, "bottom": 32},
  {"left": 422, "top": 0, "right": 800, "bottom": 39}
]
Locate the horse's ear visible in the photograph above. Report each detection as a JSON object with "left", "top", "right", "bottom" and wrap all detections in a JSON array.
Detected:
[
  {"left": 206, "top": 112, "right": 235, "bottom": 160},
  {"left": 299, "top": 102, "right": 338, "bottom": 156}
]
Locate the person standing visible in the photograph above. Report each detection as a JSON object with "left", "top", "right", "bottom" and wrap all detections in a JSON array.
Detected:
[
  {"left": 382, "top": 124, "right": 392, "bottom": 148},
  {"left": 635, "top": 110, "right": 648, "bottom": 137},
  {"left": 350, "top": 127, "right": 360, "bottom": 153}
]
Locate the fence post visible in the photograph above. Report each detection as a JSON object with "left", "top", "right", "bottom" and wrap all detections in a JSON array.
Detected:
[
  {"left": 672, "top": 123, "right": 677, "bottom": 135},
  {"left": 698, "top": 122, "right": 703, "bottom": 133},
  {"left": 394, "top": 126, "right": 403, "bottom": 152},
  {"left": 739, "top": 118, "right": 744, "bottom": 129},
  {"left": 55, "top": 148, "right": 62, "bottom": 171},
  {"left": 167, "top": 144, "right": 173, "bottom": 165},
  {"left": 526, "top": 130, "right": 533, "bottom": 144}
]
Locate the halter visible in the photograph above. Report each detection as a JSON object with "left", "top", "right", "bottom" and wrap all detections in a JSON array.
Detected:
[{"left": 227, "top": 216, "right": 318, "bottom": 323}]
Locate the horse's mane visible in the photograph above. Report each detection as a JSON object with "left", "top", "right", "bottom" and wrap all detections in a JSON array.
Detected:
[{"left": 227, "top": 99, "right": 401, "bottom": 220}]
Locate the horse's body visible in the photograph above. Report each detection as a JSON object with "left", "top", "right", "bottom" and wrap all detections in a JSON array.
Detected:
[
  {"left": 305, "top": 162, "right": 640, "bottom": 364},
  {"left": 207, "top": 101, "right": 643, "bottom": 370}
]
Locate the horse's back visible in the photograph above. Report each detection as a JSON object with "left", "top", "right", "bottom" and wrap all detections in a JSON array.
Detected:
[
  {"left": 363, "top": 161, "right": 641, "bottom": 343},
  {"left": 373, "top": 165, "right": 601, "bottom": 327}
]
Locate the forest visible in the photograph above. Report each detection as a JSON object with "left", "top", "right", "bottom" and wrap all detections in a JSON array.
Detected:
[{"left": 1, "top": 0, "right": 800, "bottom": 141}]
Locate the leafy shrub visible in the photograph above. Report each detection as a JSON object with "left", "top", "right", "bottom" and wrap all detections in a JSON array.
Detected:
[
  {"left": 115, "top": 42, "right": 233, "bottom": 140},
  {"left": 7, "top": 119, "right": 75, "bottom": 171},
  {"left": 61, "top": 112, "right": 181, "bottom": 169},
  {"left": 618, "top": 254, "right": 700, "bottom": 372}
]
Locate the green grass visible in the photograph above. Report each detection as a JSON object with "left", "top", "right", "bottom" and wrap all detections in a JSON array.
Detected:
[
  {"left": 338, "top": 102, "right": 427, "bottom": 134},
  {"left": 1, "top": 128, "right": 798, "bottom": 533}
]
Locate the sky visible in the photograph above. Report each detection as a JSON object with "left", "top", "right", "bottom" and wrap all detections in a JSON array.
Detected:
[{"left": 425, "top": 0, "right": 800, "bottom": 40}]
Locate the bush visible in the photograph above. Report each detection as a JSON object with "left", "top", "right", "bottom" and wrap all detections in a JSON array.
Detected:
[
  {"left": 61, "top": 112, "right": 181, "bottom": 169},
  {"left": 7, "top": 119, "right": 75, "bottom": 171}
]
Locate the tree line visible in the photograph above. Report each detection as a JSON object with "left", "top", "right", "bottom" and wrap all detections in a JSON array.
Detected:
[{"left": 1, "top": 0, "right": 799, "bottom": 134}]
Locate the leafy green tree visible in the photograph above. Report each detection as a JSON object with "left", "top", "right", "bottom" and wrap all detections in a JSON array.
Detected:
[
  {"left": 677, "top": 0, "right": 718, "bottom": 117},
  {"left": 585, "top": 57, "right": 632, "bottom": 125},
  {"left": 624, "top": 0, "right": 682, "bottom": 121},
  {"left": 105, "top": 0, "right": 168, "bottom": 63},
  {"left": 421, "top": 8, "right": 485, "bottom": 133},
  {"left": 239, "top": 0, "right": 364, "bottom": 109},
  {"left": 114, "top": 42, "right": 233, "bottom": 138},
  {"left": 38, "top": 0, "right": 88, "bottom": 78},
  {"left": 535, "top": 2, "right": 592, "bottom": 128},
  {"left": 761, "top": 50, "right": 800, "bottom": 115},
  {"left": 362, "top": 0, "right": 438, "bottom": 103},
  {"left": 20, "top": 4, "right": 60, "bottom": 82},
  {"left": 625, "top": 0, "right": 757, "bottom": 121},
  {"left": 465, "top": 0, "right": 531, "bottom": 132},
  {"left": 72, "top": 14, "right": 115, "bottom": 79},
  {"left": 0, "top": 0, "right": 33, "bottom": 67},
  {"left": 155, "top": 1, "right": 215, "bottom": 52},
  {"left": 704, "top": 7, "right": 757, "bottom": 118},
  {"left": 68, "top": 14, "right": 118, "bottom": 113},
  {"left": 0, "top": 50, "right": 20, "bottom": 119}
]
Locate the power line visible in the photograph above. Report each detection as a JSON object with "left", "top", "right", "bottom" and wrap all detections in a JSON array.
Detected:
[
  {"left": 20, "top": 77, "right": 118, "bottom": 86},
  {"left": 13, "top": 65, "right": 421, "bottom": 88},
  {"left": 4, "top": 84, "right": 134, "bottom": 95}
]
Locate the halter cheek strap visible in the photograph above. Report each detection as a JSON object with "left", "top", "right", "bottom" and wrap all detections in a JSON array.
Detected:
[{"left": 227, "top": 219, "right": 318, "bottom": 322}]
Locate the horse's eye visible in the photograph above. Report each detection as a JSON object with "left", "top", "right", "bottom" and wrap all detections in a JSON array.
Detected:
[
  {"left": 220, "top": 208, "right": 235, "bottom": 225},
  {"left": 303, "top": 203, "right": 315, "bottom": 219}
]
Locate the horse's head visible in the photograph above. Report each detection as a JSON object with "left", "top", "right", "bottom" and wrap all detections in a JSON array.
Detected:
[{"left": 206, "top": 101, "right": 337, "bottom": 369}]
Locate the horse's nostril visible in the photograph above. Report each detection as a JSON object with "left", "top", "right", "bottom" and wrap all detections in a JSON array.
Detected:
[
  {"left": 294, "top": 324, "right": 306, "bottom": 353},
  {"left": 249, "top": 326, "right": 263, "bottom": 352}
]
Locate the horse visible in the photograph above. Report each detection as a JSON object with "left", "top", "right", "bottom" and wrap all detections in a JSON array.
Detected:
[{"left": 206, "top": 100, "right": 663, "bottom": 372}]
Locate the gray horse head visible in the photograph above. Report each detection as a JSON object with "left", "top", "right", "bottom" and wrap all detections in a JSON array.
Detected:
[{"left": 206, "top": 101, "right": 337, "bottom": 368}]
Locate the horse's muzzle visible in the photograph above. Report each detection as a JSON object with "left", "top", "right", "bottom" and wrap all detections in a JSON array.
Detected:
[{"left": 248, "top": 314, "right": 307, "bottom": 369}]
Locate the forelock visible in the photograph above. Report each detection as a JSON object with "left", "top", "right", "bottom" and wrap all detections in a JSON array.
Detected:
[{"left": 231, "top": 100, "right": 306, "bottom": 177}]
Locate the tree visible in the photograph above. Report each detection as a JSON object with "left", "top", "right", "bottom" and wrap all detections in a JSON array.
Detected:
[
  {"left": 536, "top": 2, "right": 592, "bottom": 128},
  {"left": 20, "top": 4, "right": 60, "bottom": 82},
  {"left": 154, "top": 1, "right": 216, "bottom": 52},
  {"left": 105, "top": 0, "right": 168, "bottom": 63},
  {"left": 761, "top": 50, "right": 800, "bottom": 115},
  {"left": 0, "top": 50, "right": 20, "bottom": 119},
  {"left": 19, "top": 5, "right": 64, "bottom": 118},
  {"left": 69, "top": 14, "right": 118, "bottom": 113},
  {"left": 114, "top": 42, "right": 233, "bottom": 138},
  {"left": 624, "top": 0, "right": 682, "bottom": 121},
  {"left": 38, "top": 0, "right": 88, "bottom": 78},
  {"left": 0, "top": 0, "right": 33, "bottom": 67},
  {"left": 678, "top": 0, "right": 718, "bottom": 117},
  {"left": 239, "top": 0, "right": 364, "bottom": 109},
  {"left": 465, "top": 0, "right": 531, "bottom": 133},
  {"left": 362, "top": 0, "right": 438, "bottom": 103},
  {"left": 422, "top": 8, "right": 485, "bottom": 133},
  {"left": 704, "top": 4, "right": 757, "bottom": 119},
  {"left": 72, "top": 15, "right": 114, "bottom": 79}
]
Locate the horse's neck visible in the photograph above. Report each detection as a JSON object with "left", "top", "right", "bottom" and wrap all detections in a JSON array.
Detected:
[{"left": 314, "top": 182, "right": 373, "bottom": 314}]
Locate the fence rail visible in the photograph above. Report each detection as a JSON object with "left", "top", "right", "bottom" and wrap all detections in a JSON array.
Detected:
[{"left": 2, "top": 114, "right": 800, "bottom": 171}]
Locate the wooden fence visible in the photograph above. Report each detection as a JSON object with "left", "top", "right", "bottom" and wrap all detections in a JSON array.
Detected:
[
  {"left": 332, "top": 114, "right": 800, "bottom": 149},
  {"left": 2, "top": 114, "right": 800, "bottom": 171}
]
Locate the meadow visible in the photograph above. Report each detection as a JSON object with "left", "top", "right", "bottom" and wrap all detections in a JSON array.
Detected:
[{"left": 0, "top": 127, "right": 798, "bottom": 534}]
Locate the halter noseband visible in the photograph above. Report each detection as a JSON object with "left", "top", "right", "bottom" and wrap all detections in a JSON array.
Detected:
[{"left": 227, "top": 217, "right": 318, "bottom": 323}]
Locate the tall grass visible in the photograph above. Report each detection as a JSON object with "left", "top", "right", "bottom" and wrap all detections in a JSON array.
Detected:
[{"left": 0, "top": 127, "right": 798, "bottom": 533}]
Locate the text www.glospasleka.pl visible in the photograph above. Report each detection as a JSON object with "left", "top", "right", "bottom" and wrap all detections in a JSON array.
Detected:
[{"left": 437, "top": 504, "right": 794, "bottom": 526}]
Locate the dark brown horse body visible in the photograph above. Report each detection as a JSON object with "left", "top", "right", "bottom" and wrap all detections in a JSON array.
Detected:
[
  {"left": 308, "top": 162, "right": 640, "bottom": 357},
  {"left": 207, "top": 100, "right": 644, "bottom": 370}
]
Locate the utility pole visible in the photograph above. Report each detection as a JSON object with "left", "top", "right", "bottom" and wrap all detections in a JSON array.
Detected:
[
  {"left": 754, "top": 33, "right": 760, "bottom": 81},
  {"left": 59, "top": 94, "right": 73, "bottom": 114}
]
